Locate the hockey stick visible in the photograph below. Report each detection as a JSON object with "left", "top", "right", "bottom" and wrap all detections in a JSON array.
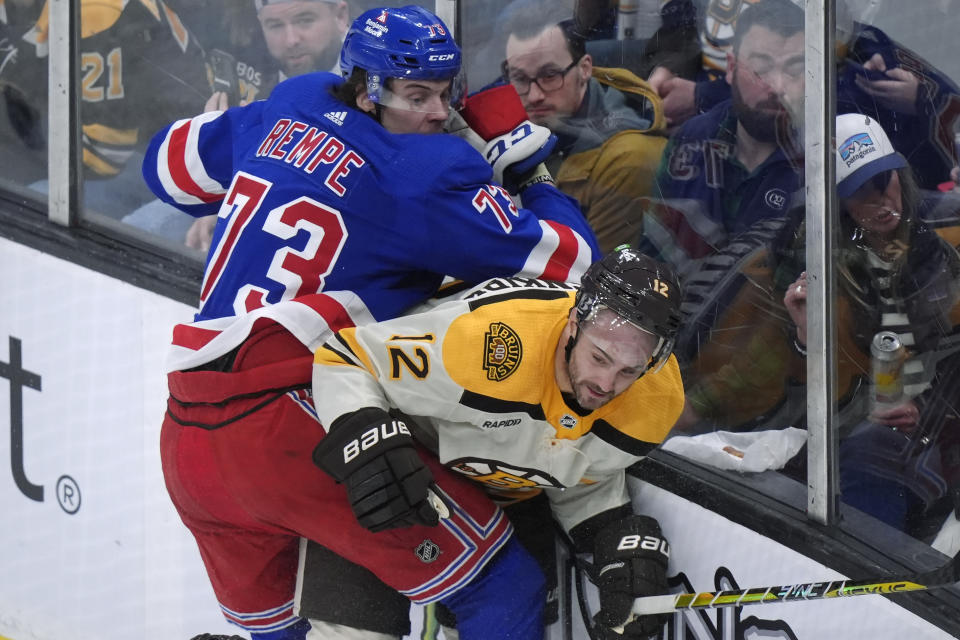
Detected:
[{"left": 614, "top": 550, "right": 960, "bottom": 628}]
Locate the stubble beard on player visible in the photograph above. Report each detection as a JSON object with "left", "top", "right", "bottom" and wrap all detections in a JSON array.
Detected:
[
  {"left": 566, "top": 359, "right": 612, "bottom": 411},
  {"left": 574, "top": 383, "right": 610, "bottom": 410}
]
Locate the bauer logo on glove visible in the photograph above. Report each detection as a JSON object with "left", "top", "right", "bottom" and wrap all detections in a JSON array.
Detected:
[
  {"left": 313, "top": 408, "right": 440, "bottom": 532},
  {"left": 616, "top": 533, "right": 671, "bottom": 557},
  {"left": 342, "top": 419, "right": 411, "bottom": 463},
  {"left": 591, "top": 515, "right": 671, "bottom": 639}
]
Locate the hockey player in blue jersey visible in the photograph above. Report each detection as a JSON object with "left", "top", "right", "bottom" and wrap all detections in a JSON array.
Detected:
[
  {"left": 146, "top": 6, "right": 602, "bottom": 640},
  {"left": 143, "top": 5, "right": 599, "bottom": 328}
]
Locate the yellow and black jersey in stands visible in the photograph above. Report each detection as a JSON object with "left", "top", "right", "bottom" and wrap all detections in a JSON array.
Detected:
[
  {"left": 14, "top": 0, "right": 210, "bottom": 177},
  {"left": 312, "top": 277, "right": 685, "bottom": 534}
]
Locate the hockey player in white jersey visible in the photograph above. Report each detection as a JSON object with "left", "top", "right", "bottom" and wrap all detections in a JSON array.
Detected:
[{"left": 311, "top": 247, "right": 686, "bottom": 639}]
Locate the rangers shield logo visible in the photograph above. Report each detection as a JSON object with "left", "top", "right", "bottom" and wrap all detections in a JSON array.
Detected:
[{"left": 483, "top": 322, "right": 522, "bottom": 381}]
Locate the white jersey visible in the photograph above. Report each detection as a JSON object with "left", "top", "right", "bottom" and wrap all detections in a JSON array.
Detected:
[{"left": 312, "top": 277, "right": 685, "bottom": 534}]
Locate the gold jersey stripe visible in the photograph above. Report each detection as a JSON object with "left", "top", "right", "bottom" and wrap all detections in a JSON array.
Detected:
[
  {"left": 83, "top": 123, "right": 138, "bottom": 146},
  {"left": 83, "top": 148, "right": 122, "bottom": 176}
]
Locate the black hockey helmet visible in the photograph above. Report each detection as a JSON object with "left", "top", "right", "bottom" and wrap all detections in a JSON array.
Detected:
[{"left": 574, "top": 247, "right": 682, "bottom": 374}]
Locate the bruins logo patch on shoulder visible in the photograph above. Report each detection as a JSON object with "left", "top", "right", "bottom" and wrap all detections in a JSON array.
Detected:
[{"left": 483, "top": 322, "right": 522, "bottom": 381}]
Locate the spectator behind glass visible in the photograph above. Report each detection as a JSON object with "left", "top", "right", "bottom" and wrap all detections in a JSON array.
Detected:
[
  {"left": 258, "top": 0, "right": 349, "bottom": 79},
  {"left": 644, "top": 0, "right": 960, "bottom": 190},
  {"left": 638, "top": 0, "right": 804, "bottom": 275},
  {"left": 785, "top": 113, "right": 960, "bottom": 536},
  {"left": 499, "top": 0, "right": 670, "bottom": 253},
  {"left": 0, "top": 0, "right": 46, "bottom": 186},
  {"left": 674, "top": 114, "right": 960, "bottom": 541},
  {"left": 123, "top": 0, "right": 351, "bottom": 249},
  {"left": 0, "top": 0, "right": 210, "bottom": 220}
]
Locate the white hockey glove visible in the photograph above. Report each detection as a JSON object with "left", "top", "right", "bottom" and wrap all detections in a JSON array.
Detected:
[
  {"left": 313, "top": 408, "right": 440, "bottom": 533},
  {"left": 456, "top": 83, "right": 557, "bottom": 192},
  {"left": 592, "top": 515, "right": 671, "bottom": 639},
  {"left": 483, "top": 121, "right": 557, "bottom": 191}
]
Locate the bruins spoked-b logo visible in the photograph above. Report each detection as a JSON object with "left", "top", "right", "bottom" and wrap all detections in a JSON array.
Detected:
[{"left": 483, "top": 322, "right": 522, "bottom": 381}]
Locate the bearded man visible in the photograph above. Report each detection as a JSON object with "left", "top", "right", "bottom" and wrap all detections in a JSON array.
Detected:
[{"left": 642, "top": 0, "right": 804, "bottom": 263}]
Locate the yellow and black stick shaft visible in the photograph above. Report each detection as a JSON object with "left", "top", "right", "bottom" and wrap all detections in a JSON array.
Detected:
[{"left": 624, "top": 551, "right": 960, "bottom": 619}]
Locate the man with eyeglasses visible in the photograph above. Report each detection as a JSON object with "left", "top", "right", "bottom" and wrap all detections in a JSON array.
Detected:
[
  {"left": 499, "top": 0, "right": 670, "bottom": 253},
  {"left": 638, "top": 0, "right": 804, "bottom": 272}
]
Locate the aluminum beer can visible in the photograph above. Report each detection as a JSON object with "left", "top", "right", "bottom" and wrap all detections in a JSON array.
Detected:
[{"left": 870, "top": 331, "right": 905, "bottom": 408}]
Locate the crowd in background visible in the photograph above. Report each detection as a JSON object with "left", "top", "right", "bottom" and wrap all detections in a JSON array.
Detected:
[{"left": 3, "top": 0, "right": 960, "bottom": 555}]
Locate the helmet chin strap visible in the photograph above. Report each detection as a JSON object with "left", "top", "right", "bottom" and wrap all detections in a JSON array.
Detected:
[{"left": 564, "top": 323, "right": 581, "bottom": 364}]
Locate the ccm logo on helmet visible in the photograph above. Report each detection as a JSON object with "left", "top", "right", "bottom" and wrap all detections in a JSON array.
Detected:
[
  {"left": 428, "top": 54, "right": 455, "bottom": 61},
  {"left": 342, "top": 420, "right": 410, "bottom": 463}
]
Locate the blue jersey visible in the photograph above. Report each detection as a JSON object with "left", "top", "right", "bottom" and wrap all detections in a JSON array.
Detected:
[
  {"left": 643, "top": 100, "right": 803, "bottom": 271},
  {"left": 142, "top": 72, "right": 599, "bottom": 327}
]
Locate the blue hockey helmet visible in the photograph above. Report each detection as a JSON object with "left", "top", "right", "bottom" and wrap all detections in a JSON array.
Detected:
[{"left": 340, "top": 6, "right": 464, "bottom": 107}]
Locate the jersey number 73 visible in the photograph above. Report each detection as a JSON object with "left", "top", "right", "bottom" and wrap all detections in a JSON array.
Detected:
[{"left": 200, "top": 171, "right": 349, "bottom": 315}]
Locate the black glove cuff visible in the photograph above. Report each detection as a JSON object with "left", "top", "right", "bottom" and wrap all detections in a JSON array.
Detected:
[
  {"left": 592, "top": 516, "right": 671, "bottom": 638},
  {"left": 312, "top": 407, "right": 415, "bottom": 482},
  {"left": 570, "top": 505, "right": 633, "bottom": 553}
]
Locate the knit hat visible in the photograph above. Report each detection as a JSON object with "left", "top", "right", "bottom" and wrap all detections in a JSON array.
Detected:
[{"left": 836, "top": 112, "right": 907, "bottom": 198}]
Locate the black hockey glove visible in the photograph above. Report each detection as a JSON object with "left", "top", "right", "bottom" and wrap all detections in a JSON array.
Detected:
[
  {"left": 592, "top": 515, "right": 670, "bottom": 639},
  {"left": 313, "top": 407, "right": 439, "bottom": 533}
]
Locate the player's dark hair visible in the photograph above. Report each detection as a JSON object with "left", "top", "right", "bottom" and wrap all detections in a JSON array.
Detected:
[
  {"left": 333, "top": 67, "right": 367, "bottom": 109},
  {"left": 731, "top": 0, "right": 804, "bottom": 54},
  {"left": 499, "top": 0, "right": 585, "bottom": 63},
  {"left": 332, "top": 68, "right": 387, "bottom": 123}
]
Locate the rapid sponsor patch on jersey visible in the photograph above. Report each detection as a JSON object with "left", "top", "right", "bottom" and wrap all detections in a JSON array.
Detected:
[
  {"left": 480, "top": 417, "right": 522, "bottom": 429},
  {"left": 483, "top": 322, "right": 522, "bottom": 381}
]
